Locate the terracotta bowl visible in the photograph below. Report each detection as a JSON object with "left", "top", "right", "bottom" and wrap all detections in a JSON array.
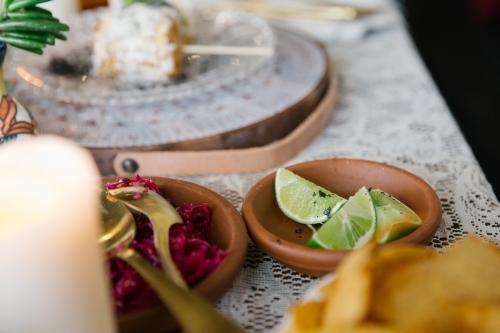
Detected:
[
  {"left": 101, "top": 177, "right": 248, "bottom": 333},
  {"left": 241, "top": 159, "right": 442, "bottom": 277}
]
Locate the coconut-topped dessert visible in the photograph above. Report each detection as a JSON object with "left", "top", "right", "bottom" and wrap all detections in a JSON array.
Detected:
[{"left": 93, "top": 0, "right": 190, "bottom": 83}]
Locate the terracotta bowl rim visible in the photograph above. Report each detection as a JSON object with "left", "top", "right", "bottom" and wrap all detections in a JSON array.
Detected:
[
  {"left": 241, "top": 158, "right": 442, "bottom": 276},
  {"left": 101, "top": 176, "right": 248, "bottom": 330}
]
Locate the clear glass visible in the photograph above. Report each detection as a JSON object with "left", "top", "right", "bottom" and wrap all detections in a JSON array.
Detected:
[{"left": 10, "top": 8, "right": 276, "bottom": 106}]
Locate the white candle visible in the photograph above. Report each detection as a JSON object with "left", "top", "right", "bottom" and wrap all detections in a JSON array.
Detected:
[{"left": 0, "top": 136, "right": 117, "bottom": 333}]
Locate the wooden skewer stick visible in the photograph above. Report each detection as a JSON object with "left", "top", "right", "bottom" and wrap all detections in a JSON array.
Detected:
[{"left": 182, "top": 44, "right": 275, "bottom": 56}]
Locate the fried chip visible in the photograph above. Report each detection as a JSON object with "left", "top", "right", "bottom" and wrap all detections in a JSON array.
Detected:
[
  {"left": 321, "top": 244, "right": 374, "bottom": 331},
  {"left": 291, "top": 301, "right": 325, "bottom": 332},
  {"left": 285, "top": 276, "right": 337, "bottom": 333},
  {"left": 370, "top": 237, "right": 500, "bottom": 332},
  {"left": 278, "top": 236, "right": 500, "bottom": 333}
]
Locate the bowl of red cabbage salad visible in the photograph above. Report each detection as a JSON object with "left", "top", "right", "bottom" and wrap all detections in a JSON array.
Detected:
[{"left": 105, "top": 175, "right": 227, "bottom": 314}]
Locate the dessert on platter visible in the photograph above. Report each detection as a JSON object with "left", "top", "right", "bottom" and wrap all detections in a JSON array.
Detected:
[
  {"left": 93, "top": 0, "right": 189, "bottom": 82},
  {"left": 10, "top": 0, "right": 275, "bottom": 105}
]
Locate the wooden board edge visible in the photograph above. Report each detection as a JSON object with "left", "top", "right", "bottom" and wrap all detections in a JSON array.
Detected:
[{"left": 112, "top": 75, "right": 339, "bottom": 176}]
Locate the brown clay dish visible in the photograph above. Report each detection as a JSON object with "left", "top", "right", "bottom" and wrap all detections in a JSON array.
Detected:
[
  {"left": 241, "top": 159, "right": 442, "bottom": 277},
  {"left": 101, "top": 177, "right": 248, "bottom": 333}
]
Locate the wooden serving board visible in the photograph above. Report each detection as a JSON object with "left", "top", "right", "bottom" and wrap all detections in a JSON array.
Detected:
[
  {"left": 91, "top": 67, "right": 334, "bottom": 175},
  {"left": 107, "top": 71, "right": 338, "bottom": 176},
  {"left": 83, "top": 29, "right": 336, "bottom": 175},
  {"left": 7, "top": 14, "right": 333, "bottom": 176}
]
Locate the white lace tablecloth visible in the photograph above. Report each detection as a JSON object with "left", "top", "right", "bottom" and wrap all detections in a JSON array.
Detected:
[
  {"left": 166, "top": 16, "right": 500, "bottom": 333},
  {"left": 10, "top": 3, "right": 497, "bottom": 331}
]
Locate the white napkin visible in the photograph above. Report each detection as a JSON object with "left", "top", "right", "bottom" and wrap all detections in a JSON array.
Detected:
[
  {"left": 193, "top": 0, "right": 402, "bottom": 44},
  {"left": 260, "top": 0, "right": 402, "bottom": 44}
]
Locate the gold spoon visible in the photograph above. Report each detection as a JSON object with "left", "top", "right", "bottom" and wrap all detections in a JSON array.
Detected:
[
  {"left": 107, "top": 186, "right": 187, "bottom": 289},
  {"left": 218, "top": 1, "right": 380, "bottom": 21},
  {"left": 99, "top": 191, "right": 245, "bottom": 333}
]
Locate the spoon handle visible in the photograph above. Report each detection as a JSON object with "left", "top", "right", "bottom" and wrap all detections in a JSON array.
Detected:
[
  {"left": 109, "top": 187, "right": 187, "bottom": 289},
  {"left": 116, "top": 248, "right": 245, "bottom": 333}
]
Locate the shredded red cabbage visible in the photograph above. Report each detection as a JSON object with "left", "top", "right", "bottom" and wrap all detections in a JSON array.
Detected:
[{"left": 105, "top": 175, "right": 227, "bottom": 314}]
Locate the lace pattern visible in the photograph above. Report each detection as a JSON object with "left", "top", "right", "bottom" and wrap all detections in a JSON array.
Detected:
[
  {"left": 8, "top": 10, "right": 500, "bottom": 333},
  {"left": 176, "top": 27, "right": 500, "bottom": 332}
]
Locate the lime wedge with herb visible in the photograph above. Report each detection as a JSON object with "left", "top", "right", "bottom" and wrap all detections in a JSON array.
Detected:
[
  {"left": 308, "top": 186, "right": 376, "bottom": 250},
  {"left": 370, "top": 189, "right": 422, "bottom": 244},
  {"left": 275, "top": 168, "right": 346, "bottom": 224}
]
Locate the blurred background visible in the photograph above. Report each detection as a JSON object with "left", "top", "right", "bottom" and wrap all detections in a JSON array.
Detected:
[
  {"left": 81, "top": 0, "right": 107, "bottom": 9},
  {"left": 76, "top": 0, "right": 500, "bottom": 197},
  {"left": 403, "top": 0, "right": 500, "bottom": 198}
]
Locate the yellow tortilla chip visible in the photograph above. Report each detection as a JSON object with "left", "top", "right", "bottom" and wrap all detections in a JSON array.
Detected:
[
  {"left": 280, "top": 236, "right": 500, "bottom": 333},
  {"left": 291, "top": 301, "right": 325, "bottom": 332},
  {"left": 321, "top": 244, "right": 375, "bottom": 331},
  {"left": 370, "top": 237, "right": 500, "bottom": 332}
]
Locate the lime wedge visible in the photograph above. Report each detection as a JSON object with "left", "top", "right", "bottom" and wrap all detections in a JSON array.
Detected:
[
  {"left": 370, "top": 189, "right": 422, "bottom": 244},
  {"left": 308, "top": 186, "right": 376, "bottom": 250},
  {"left": 275, "top": 168, "right": 346, "bottom": 224}
]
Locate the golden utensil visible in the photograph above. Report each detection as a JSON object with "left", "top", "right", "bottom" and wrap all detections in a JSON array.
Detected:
[
  {"left": 107, "top": 186, "right": 187, "bottom": 289},
  {"left": 99, "top": 191, "right": 245, "bottom": 333},
  {"left": 99, "top": 190, "right": 136, "bottom": 252},
  {"left": 220, "top": 1, "right": 380, "bottom": 21}
]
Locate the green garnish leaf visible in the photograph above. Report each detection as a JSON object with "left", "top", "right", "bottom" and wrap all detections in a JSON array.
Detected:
[
  {"left": 8, "top": 0, "right": 51, "bottom": 12},
  {"left": 0, "top": 19, "right": 69, "bottom": 32},
  {"left": 7, "top": 11, "right": 59, "bottom": 21},
  {"left": 2, "top": 31, "right": 55, "bottom": 44},
  {"left": 0, "top": 0, "right": 69, "bottom": 54},
  {"left": 50, "top": 30, "right": 66, "bottom": 40},
  {"left": 21, "top": 5, "right": 52, "bottom": 14},
  {"left": 3, "top": 0, "right": 14, "bottom": 12},
  {"left": 0, "top": 34, "right": 46, "bottom": 49}
]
